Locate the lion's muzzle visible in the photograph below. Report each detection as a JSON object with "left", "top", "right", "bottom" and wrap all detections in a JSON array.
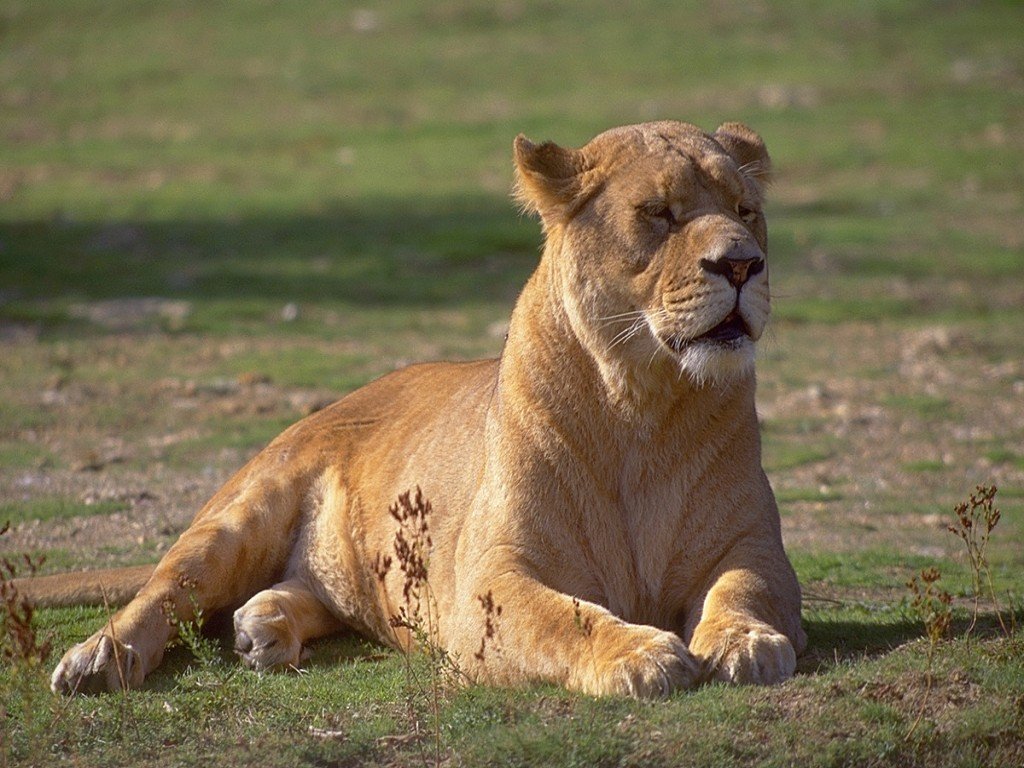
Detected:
[
  {"left": 698, "top": 232, "right": 765, "bottom": 290},
  {"left": 699, "top": 252, "right": 764, "bottom": 289}
]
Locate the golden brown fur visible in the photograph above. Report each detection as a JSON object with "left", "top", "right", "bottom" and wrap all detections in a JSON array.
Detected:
[{"left": 24, "top": 121, "right": 805, "bottom": 697}]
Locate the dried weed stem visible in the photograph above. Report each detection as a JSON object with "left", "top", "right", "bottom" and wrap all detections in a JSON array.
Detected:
[
  {"left": 947, "top": 484, "right": 1008, "bottom": 636},
  {"left": 375, "top": 488, "right": 503, "bottom": 768},
  {"left": 905, "top": 566, "right": 953, "bottom": 739}
]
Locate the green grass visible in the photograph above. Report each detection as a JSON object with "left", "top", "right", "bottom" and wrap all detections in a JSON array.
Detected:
[
  {"left": 760, "top": 418, "right": 840, "bottom": 481},
  {"left": 885, "top": 395, "right": 953, "bottom": 419},
  {"left": 3, "top": 1, "right": 1022, "bottom": 332},
  {"left": 0, "top": 497, "right": 129, "bottom": 525},
  {"left": 4, "top": 609, "right": 1022, "bottom": 767},
  {"left": 775, "top": 486, "right": 844, "bottom": 504},
  {"left": 2, "top": 0, "right": 1024, "bottom": 765},
  {"left": 773, "top": 293, "right": 920, "bottom": 324},
  {"left": 0, "top": 443, "right": 56, "bottom": 471},
  {"left": 986, "top": 449, "right": 1024, "bottom": 470},
  {"left": 160, "top": 415, "right": 296, "bottom": 468},
  {"left": 903, "top": 460, "right": 945, "bottom": 474}
]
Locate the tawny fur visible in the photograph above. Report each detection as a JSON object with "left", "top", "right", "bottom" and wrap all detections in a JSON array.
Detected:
[{"left": 21, "top": 121, "right": 806, "bottom": 698}]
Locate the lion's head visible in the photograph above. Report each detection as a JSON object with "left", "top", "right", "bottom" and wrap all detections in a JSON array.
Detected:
[{"left": 514, "top": 121, "right": 772, "bottom": 390}]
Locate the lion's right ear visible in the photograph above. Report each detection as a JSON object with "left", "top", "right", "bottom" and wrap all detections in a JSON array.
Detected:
[
  {"left": 713, "top": 122, "right": 772, "bottom": 189},
  {"left": 513, "top": 135, "right": 590, "bottom": 229}
]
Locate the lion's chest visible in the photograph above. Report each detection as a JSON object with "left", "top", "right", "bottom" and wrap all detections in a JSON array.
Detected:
[{"left": 580, "top": 455, "right": 700, "bottom": 628}]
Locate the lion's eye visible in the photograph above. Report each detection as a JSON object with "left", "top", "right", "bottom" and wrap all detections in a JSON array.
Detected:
[
  {"left": 639, "top": 202, "right": 676, "bottom": 228},
  {"left": 737, "top": 203, "right": 758, "bottom": 224}
]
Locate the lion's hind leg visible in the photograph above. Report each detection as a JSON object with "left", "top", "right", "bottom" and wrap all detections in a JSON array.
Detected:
[
  {"left": 51, "top": 472, "right": 308, "bottom": 695},
  {"left": 232, "top": 578, "right": 344, "bottom": 672}
]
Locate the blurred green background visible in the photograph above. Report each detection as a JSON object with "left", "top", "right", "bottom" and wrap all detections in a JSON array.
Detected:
[{"left": 2, "top": 0, "right": 1021, "bottom": 330}]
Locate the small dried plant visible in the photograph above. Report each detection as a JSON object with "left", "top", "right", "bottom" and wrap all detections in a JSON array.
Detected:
[
  {"left": 373, "top": 488, "right": 456, "bottom": 768},
  {"left": 947, "top": 484, "right": 1008, "bottom": 635},
  {"left": 161, "top": 574, "right": 221, "bottom": 669},
  {"left": 380, "top": 488, "right": 437, "bottom": 651},
  {"left": 905, "top": 565, "right": 953, "bottom": 738},
  {"left": 474, "top": 590, "right": 503, "bottom": 662},
  {"left": 373, "top": 488, "right": 505, "bottom": 767},
  {"left": 907, "top": 566, "right": 953, "bottom": 649},
  {"left": 1, "top": 522, "right": 53, "bottom": 670},
  {"left": 570, "top": 595, "right": 598, "bottom": 689},
  {"left": 1, "top": 521, "right": 54, "bottom": 765},
  {"left": 571, "top": 596, "right": 594, "bottom": 639}
]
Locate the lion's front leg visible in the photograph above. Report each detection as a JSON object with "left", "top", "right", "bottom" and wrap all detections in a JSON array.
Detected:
[
  {"left": 450, "top": 571, "right": 700, "bottom": 699},
  {"left": 686, "top": 558, "right": 806, "bottom": 686}
]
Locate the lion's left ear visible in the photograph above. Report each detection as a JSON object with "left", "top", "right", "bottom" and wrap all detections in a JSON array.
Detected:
[
  {"left": 713, "top": 122, "right": 772, "bottom": 188},
  {"left": 513, "top": 135, "right": 592, "bottom": 229}
]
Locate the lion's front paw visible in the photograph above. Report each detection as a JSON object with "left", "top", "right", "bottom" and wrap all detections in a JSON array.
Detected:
[
  {"left": 589, "top": 625, "right": 701, "bottom": 698},
  {"left": 696, "top": 621, "right": 796, "bottom": 685},
  {"left": 51, "top": 633, "right": 145, "bottom": 695},
  {"left": 232, "top": 604, "right": 303, "bottom": 672}
]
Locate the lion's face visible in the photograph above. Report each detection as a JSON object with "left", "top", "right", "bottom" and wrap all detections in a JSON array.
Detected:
[{"left": 515, "top": 121, "right": 772, "bottom": 388}]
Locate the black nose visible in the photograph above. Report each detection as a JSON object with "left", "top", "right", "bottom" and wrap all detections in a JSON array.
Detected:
[{"left": 699, "top": 255, "right": 765, "bottom": 288}]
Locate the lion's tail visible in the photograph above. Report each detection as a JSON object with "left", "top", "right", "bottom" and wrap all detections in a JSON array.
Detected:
[{"left": 11, "top": 564, "right": 156, "bottom": 608}]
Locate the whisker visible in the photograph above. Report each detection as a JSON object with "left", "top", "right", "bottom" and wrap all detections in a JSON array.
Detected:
[
  {"left": 599, "top": 309, "right": 647, "bottom": 321},
  {"left": 609, "top": 318, "right": 646, "bottom": 349},
  {"left": 597, "top": 310, "right": 648, "bottom": 329},
  {"left": 646, "top": 343, "right": 665, "bottom": 370},
  {"left": 737, "top": 160, "right": 766, "bottom": 177}
]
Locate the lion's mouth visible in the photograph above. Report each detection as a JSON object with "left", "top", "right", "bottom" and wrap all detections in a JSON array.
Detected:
[
  {"left": 697, "top": 312, "right": 750, "bottom": 344},
  {"left": 661, "top": 312, "right": 751, "bottom": 354}
]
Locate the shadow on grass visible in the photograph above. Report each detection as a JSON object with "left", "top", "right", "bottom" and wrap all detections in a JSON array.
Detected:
[
  {"left": 799, "top": 609, "right": 1022, "bottom": 675},
  {"left": 139, "top": 614, "right": 377, "bottom": 694},
  {"left": 0, "top": 195, "right": 539, "bottom": 313},
  {"left": 5, "top": 193, "right": 977, "bottom": 336}
]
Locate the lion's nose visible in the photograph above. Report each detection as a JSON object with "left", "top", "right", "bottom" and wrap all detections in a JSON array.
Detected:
[{"left": 699, "top": 252, "right": 765, "bottom": 288}]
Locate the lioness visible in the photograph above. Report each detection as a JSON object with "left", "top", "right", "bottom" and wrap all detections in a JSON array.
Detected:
[{"left": 25, "top": 120, "right": 805, "bottom": 698}]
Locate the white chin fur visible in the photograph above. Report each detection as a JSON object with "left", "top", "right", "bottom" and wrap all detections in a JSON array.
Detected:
[{"left": 677, "top": 339, "right": 755, "bottom": 387}]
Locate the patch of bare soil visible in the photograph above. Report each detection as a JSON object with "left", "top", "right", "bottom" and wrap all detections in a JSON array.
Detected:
[
  {"left": 758, "top": 320, "right": 1024, "bottom": 556},
  {"left": 0, "top": 332, "right": 343, "bottom": 572},
  {"left": 858, "top": 669, "right": 982, "bottom": 729}
]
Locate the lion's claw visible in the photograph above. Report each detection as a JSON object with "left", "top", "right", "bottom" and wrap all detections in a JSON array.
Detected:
[{"left": 232, "top": 605, "right": 303, "bottom": 672}]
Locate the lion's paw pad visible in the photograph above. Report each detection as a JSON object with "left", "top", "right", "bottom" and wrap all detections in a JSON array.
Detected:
[{"left": 232, "top": 605, "right": 302, "bottom": 672}]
